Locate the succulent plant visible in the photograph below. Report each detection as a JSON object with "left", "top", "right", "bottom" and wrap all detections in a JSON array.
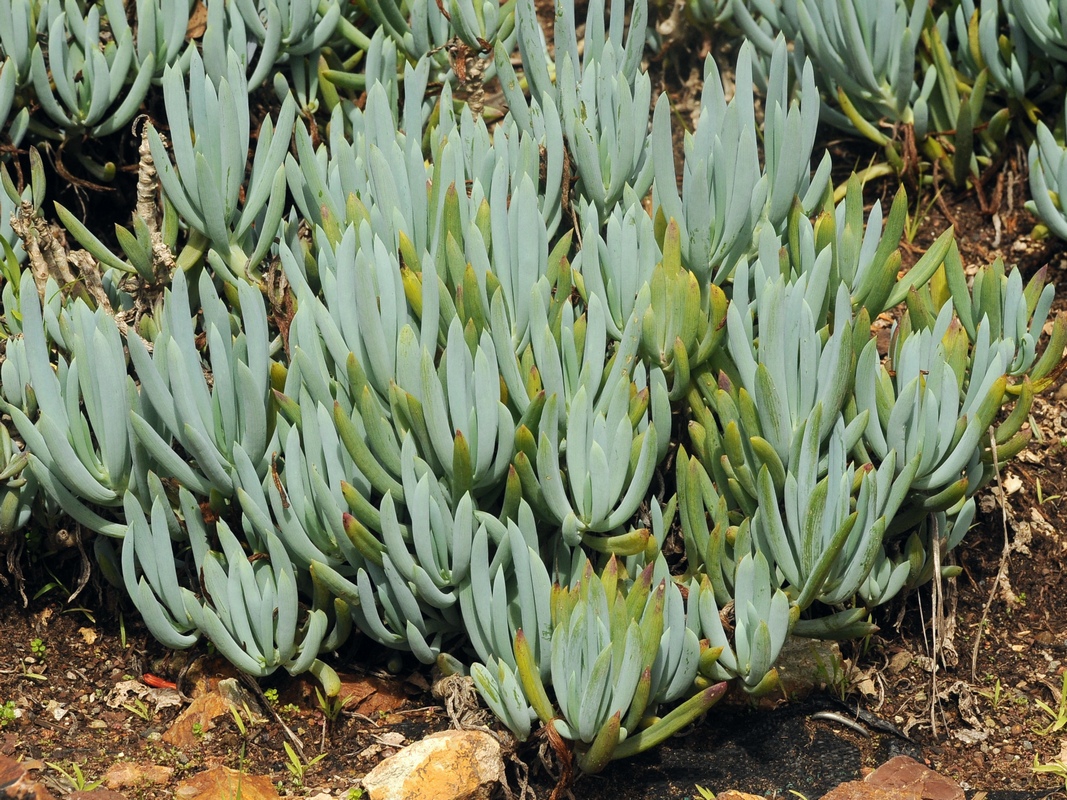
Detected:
[
  {"left": 652, "top": 37, "right": 828, "bottom": 286},
  {"left": 127, "top": 269, "right": 274, "bottom": 500},
  {"left": 1023, "top": 93, "right": 1067, "bottom": 248},
  {"left": 119, "top": 482, "right": 343, "bottom": 693},
  {"left": 0, "top": 56, "right": 30, "bottom": 146},
  {"left": 472, "top": 554, "right": 724, "bottom": 773},
  {"left": 689, "top": 550, "right": 794, "bottom": 694},
  {"left": 1, "top": 272, "right": 137, "bottom": 537},
  {"left": 147, "top": 47, "right": 296, "bottom": 279},
  {"left": 954, "top": 0, "right": 1040, "bottom": 101},
  {"left": 1009, "top": 0, "right": 1067, "bottom": 64},
  {"left": 29, "top": 0, "right": 155, "bottom": 151},
  {"left": 0, "top": 422, "right": 35, "bottom": 538},
  {"left": 1, "top": 0, "right": 1063, "bottom": 777}
]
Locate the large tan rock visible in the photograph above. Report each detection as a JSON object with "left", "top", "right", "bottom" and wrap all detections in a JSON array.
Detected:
[
  {"left": 864, "top": 756, "right": 965, "bottom": 800},
  {"left": 360, "top": 730, "right": 503, "bottom": 800},
  {"left": 819, "top": 755, "right": 965, "bottom": 800}
]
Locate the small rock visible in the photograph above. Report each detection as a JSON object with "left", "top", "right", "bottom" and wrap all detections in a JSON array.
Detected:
[
  {"left": 69, "top": 791, "right": 127, "bottom": 800},
  {"left": 103, "top": 762, "right": 173, "bottom": 790},
  {"left": 865, "top": 756, "right": 964, "bottom": 800},
  {"left": 360, "top": 730, "right": 503, "bottom": 800},
  {"left": 181, "top": 658, "right": 244, "bottom": 699},
  {"left": 216, "top": 679, "right": 263, "bottom": 722},
  {"left": 716, "top": 792, "right": 766, "bottom": 800},
  {"left": 0, "top": 755, "right": 57, "bottom": 800},
  {"left": 162, "top": 692, "right": 232, "bottom": 748},
  {"left": 767, "top": 637, "right": 843, "bottom": 700},
  {"left": 336, "top": 674, "right": 408, "bottom": 716},
  {"left": 887, "top": 651, "right": 913, "bottom": 676},
  {"left": 952, "top": 728, "right": 987, "bottom": 745},
  {"left": 175, "top": 767, "right": 280, "bottom": 800}
]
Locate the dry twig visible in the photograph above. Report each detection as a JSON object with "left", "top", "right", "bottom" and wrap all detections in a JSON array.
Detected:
[{"left": 970, "top": 427, "right": 1015, "bottom": 681}]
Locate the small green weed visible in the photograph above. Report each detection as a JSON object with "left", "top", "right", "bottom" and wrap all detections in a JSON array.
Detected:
[
  {"left": 1032, "top": 755, "right": 1067, "bottom": 789},
  {"left": 283, "top": 742, "right": 326, "bottom": 786},
  {"left": 810, "top": 647, "right": 849, "bottom": 702},
  {"left": 264, "top": 688, "right": 279, "bottom": 706},
  {"left": 123, "top": 697, "right": 153, "bottom": 722},
  {"left": 694, "top": 786, "right": 715, "bottom": 799},
  {"left": 228, "top": 701, "right": 261, "bottom": 737},
  {"left": 29, "top": 638, "right": 46, "bottom": 659},
  {"left": 1035, "top": 477, "right": 1060, "bottom": 505},
  {"left": 1034, "top": 672, "right": 1067, "bottom": 735},
  {"left": 904, "top": 183, "right": 943, "bottom": 244},
  {"left": 0, "top": 700, "right": 16, "bottom": 726},
  {"left": 978, "top": 678, "right": 1003, "bottom": 710},
  {"left": 46, "top": 761, "right": 103, "bottom": 792},
  {"left": 230, "top": 704, "right": 248, "bottom": 737},
  {"left": 315, "top": 688, "right": 355, "bottom": 723}
]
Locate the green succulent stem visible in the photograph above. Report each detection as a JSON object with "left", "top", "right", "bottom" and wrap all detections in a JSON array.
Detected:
[{"left": 612, "top": 682, "right": 727, "bottom": 761}]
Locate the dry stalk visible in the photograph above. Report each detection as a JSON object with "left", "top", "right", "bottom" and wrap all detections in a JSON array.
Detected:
[
  {"left": 134, "top": 118, "right": 177, "bottom": 283},
  {"left": 929, "top": 517, "right": 944, "bottom": 737},
  {"left": 10, "top": 203, "right": 113, "bottom": 316},
  {"left": 970, "top": 427, "right": 1015, "bottom": 681}
]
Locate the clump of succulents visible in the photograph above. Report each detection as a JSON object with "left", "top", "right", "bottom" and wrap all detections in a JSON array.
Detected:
[{"left": 0, "top": 0, "right": 1064, "bottom": 779}]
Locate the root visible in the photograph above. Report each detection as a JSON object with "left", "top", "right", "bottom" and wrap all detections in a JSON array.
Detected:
[{"left": 2, "top": 532, "right": 27, "bottom": 607}]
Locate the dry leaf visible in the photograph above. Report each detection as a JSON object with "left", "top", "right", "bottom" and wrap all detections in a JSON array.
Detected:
[
  {"left": 186, "top": 2, "right": 207, "bottom": 38},
  {"left": 1003, "top": 473, "right": 1022, "bottom": 495},
  {"left": 105, "top": 680, "right": 183, "bottom": 712}
]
